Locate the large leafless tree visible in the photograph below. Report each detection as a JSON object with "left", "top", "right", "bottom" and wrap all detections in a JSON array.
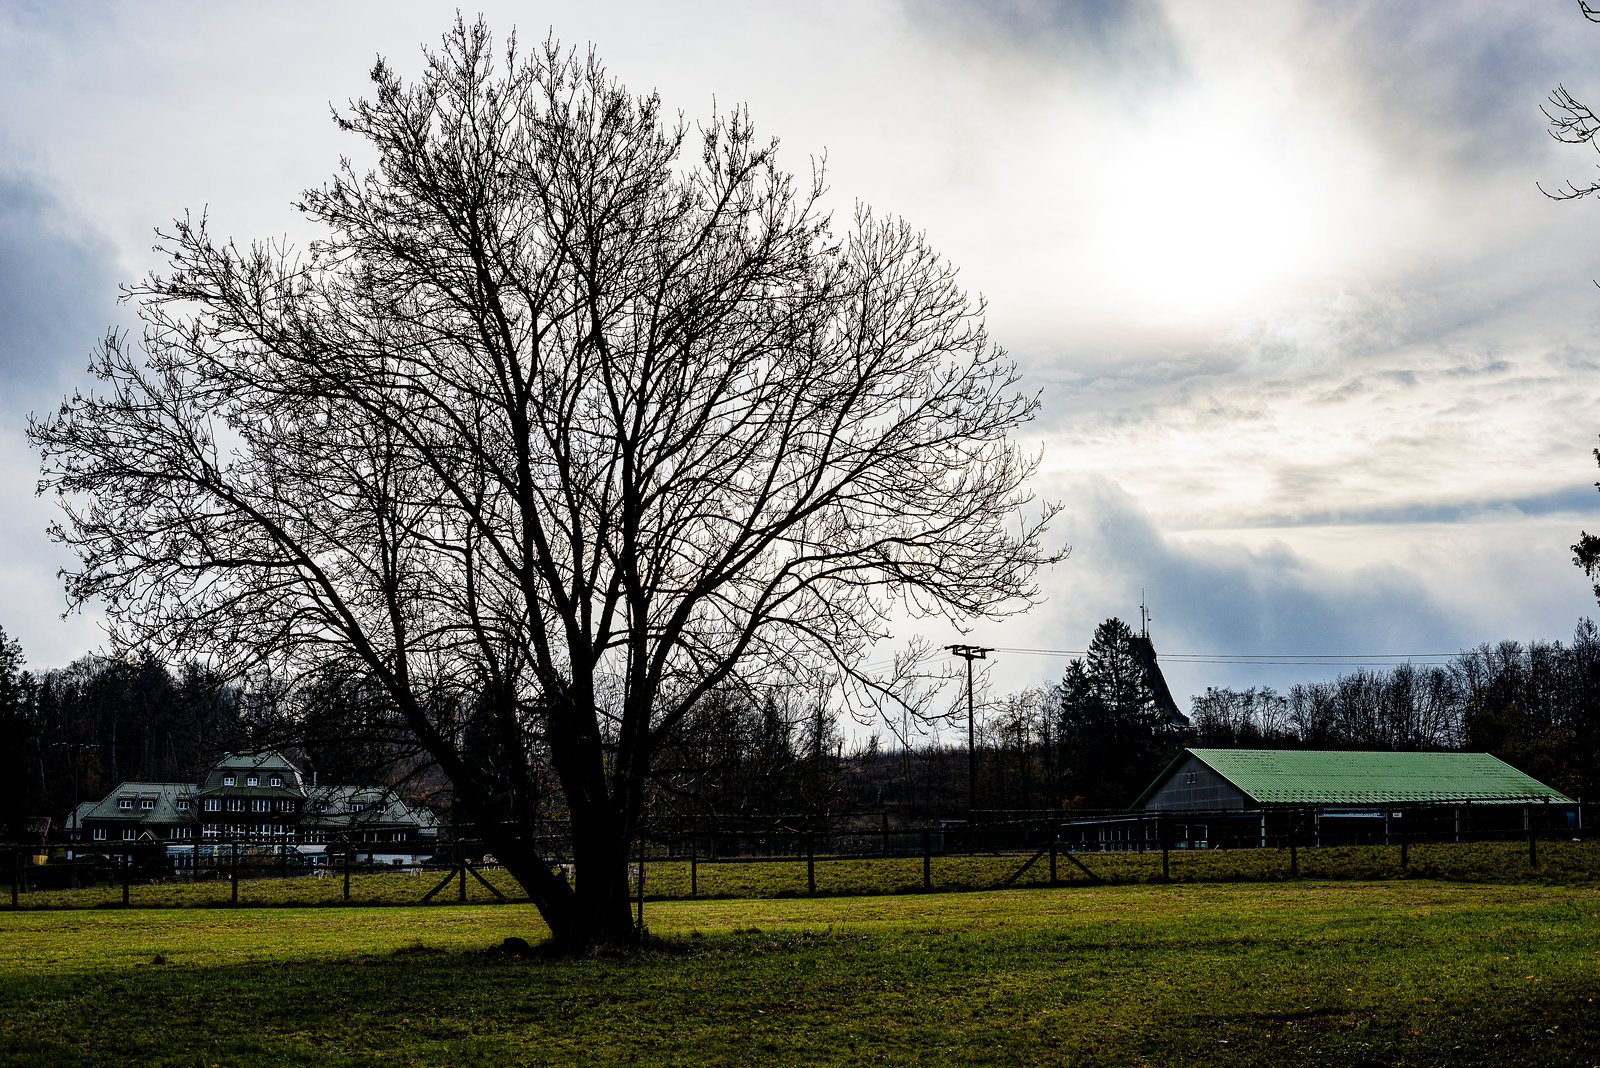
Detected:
[{"left": 31, "top": 19, "right": 1056, "bottom": 948}]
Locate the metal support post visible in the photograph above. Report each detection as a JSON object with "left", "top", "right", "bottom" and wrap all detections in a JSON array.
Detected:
[
  {"left": 343, "top": 840, "right": 351, "bottom": 901},
  {"left": 230, "top": 842, "right": 238, "bottom": 905},
  {"left": 806, "top": 834, "right": 816, "bottom": 895},
  {"left": 123, "top": 852, "right": 131, "bottom": 906},
  {"left": 690, "top": 846, "right": 698, "bottom": 897},
  {"left": 922, "top": 830, "right": 932, "bottom": 891}
]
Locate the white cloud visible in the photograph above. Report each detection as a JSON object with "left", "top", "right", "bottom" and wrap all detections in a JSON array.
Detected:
[{"left": 3, "top": 0, "right": 1600, "bottom": 690}]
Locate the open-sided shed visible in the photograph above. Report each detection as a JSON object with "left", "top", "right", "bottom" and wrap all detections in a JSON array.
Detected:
[{"left": 1133, "top": 749, "right": 1571, "bottom": 811}]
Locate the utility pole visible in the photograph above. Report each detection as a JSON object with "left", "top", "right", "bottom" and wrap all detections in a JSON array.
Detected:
[{"left": 947, "top": 645, "right": 993, "bottom": 816}]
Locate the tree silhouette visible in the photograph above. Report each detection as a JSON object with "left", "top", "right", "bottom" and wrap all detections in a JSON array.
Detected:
[{"left": 30, "top": 19, "right": 1056, "bottom": 948}]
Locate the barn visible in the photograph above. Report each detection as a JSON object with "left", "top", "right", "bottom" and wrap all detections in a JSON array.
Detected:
[{"left": 1121, "top": 748, "right": 1575, "bottom": 849}]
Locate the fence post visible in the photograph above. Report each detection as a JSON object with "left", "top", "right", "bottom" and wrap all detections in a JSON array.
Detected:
[
  {"left": 635, "top": 836, "right": 646, "bottom": 938},
  {"left": 1528, "top": 805, "right": 1537, "bottom": 868},
  {"left": 882, "top": 811, "right": 890, "bottom": 856},
  {"left": 124, "top": 852, "right": 132, "bottom": 907},
  {"left": 922, "top": 830, "right": 932, "bottom": 892},
  {"left": 1048, "top": 828, "right": 1058, "bottom": 887},
  {"left": 11, "top": 849, "right": 18, "bottom": 908},
  {"left": 806, "top": 834, "right": 816, "bottom": 895},
  {"left": 1289, "top": 810, "right": 1298, "bottom": 878},
  {"left": 230, "top": 841, "right": 238, "bottom": 905},
  {"left": 343, "top": 839, "right": 351, "bottom": 901},
  {"left": 1400, "top": 808, "right": 1409, "bottom": 870},
  {"left": 690, "top": 844, "right": 698, "bottom": 897},
  {"left": 1161, "top": 815, "right": 1170, "bottom": 881},
  {"left": 458, "top": 839, "right": 467, "bottom": 903}
]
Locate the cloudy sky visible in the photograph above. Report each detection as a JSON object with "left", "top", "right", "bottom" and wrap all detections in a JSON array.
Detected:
[{"left": 4, "top": 1, "right": 1600, "bottom": 707}]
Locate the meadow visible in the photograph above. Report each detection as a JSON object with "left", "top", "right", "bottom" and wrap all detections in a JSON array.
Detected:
[{"left": 2, "top": 879, "right": 1597, "bottom": 1066}]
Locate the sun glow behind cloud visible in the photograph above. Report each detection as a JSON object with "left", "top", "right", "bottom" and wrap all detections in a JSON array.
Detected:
[
  {"left": 1082, "top": 88, "right": 1369, "bottom": 328},
  {"left": 3, "top": 0, "right": 1600, "bottom": 685}
]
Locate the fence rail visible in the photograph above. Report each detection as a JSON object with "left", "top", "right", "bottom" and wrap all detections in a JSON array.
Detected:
[{"left": 5, "top": 799, "right": 1590, "bottom": 910}]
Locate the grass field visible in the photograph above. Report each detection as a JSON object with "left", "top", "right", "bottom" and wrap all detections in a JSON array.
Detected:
[
  {"left": 11, "top": 839, "right": 1598, "bottom": 909},
  {"left": 2, "top": 880, "right": 1597, "bottom": 1066}
]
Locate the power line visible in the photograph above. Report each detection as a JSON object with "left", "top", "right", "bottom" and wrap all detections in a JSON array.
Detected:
[{"left": 983, "top": 646, "right": 1466, "bottom": 664}]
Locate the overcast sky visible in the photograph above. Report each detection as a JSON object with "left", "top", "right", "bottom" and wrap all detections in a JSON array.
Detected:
[{"left": 4, "top": 1, "right": 1600, "bottom": 709}]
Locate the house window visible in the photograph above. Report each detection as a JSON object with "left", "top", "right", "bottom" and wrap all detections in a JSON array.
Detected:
[
  {"left": 176, "top": 799, "right": 191, "bottom": 812},
  {"left": 246, "top": 776, "right": 259, "bottom": 787},
  {"left": 140, "top": 799, "right": 155, "bottom": 811},
  {"left": 93, "top": 828, "right": 107, "bottom": 841},
  {"left": 227, "top": 798, "right": 245, "bottom": 812},
  {"left": 117, "top": 798, "right": 133, "bottom": 811},
  {"left": 1184, "top": 771, "right": 1198, "bottom": 786},
  {"left": 268, "top": 776, "right": 282, "bottom": 788},
  {"left": 252, "top": 799, "right": 269, "bottom": 813},
  {"left": 122, "top": 829, "right": 136, "bottom": 841},
  {"left": 204, "top": 798, "right": 221, "bottom": 812},
  {"left": 223, "top": 775, "right": 236, "bottom": 786}
]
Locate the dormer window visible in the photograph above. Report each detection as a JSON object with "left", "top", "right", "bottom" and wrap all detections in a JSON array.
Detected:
[
  {"left": 246, "top": 775, "right": 259, "bottom": 787},
  {"left": 140, "top": 799, "right": 155, "bottom": 811},
  {"left": 268, "top": 776, "right": 283, "bottom": 788},
  {"left": 117, "top": 798, "right": 133, "bottom": 810},
  {"left": 223, "top": 775, "right": 236, "bottom": 786},
  {"left": 176, "top": 799, "right": 191, "bottom": 812}
]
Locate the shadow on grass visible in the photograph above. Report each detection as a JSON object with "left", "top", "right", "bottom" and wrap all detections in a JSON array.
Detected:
[{"left": 3, "top": 913, "right": 1598, "bottom": 1067}]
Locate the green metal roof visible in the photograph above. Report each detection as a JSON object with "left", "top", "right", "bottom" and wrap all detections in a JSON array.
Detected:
[{"left": 1139, "top": 749, "right": 1571, "bottom": 807}]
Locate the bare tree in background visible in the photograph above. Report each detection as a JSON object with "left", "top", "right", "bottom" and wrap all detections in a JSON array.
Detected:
[{"left": 30, "top": 19, "right": 1056, "bottom": 949}]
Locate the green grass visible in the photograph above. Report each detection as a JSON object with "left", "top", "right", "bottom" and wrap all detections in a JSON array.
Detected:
[
  {"left": 2, "top": 881, "right": 1597, "bottom": 1066},
  {"left": 12, "top": 839, "right": 1597, "bottom": 909}
]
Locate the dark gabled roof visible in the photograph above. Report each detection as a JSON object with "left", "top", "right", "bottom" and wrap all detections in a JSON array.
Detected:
[
  {"left": 198, "top": 751, "right": 305, "bottom": 794},
  {"left": 299, "top": 785, "right": 439, "bottom": 832},
  {"left": 1134, "top": 748, "right": 1572, "bottom": 808},
  {"left": 77, "top": 781, "right": 196, "bottom": 824}
]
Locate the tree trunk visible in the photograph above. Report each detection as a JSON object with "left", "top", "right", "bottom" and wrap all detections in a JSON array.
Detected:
[{"left": 480, "top": 805, "right": 638, "bottom": 952}]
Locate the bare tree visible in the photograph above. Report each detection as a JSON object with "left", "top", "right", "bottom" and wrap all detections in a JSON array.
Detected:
[{"left": 29, "top": 19, "right": 1056, "bottom": 948}]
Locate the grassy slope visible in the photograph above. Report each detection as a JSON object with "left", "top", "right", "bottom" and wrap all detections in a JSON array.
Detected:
[{"left": 3, "top": 882, "right": 1598, "bottom": 1066}]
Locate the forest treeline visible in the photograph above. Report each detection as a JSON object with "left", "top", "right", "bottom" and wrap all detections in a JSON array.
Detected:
[{"left": 2, "top": 617, "right": 1597, "bottom": 839}]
